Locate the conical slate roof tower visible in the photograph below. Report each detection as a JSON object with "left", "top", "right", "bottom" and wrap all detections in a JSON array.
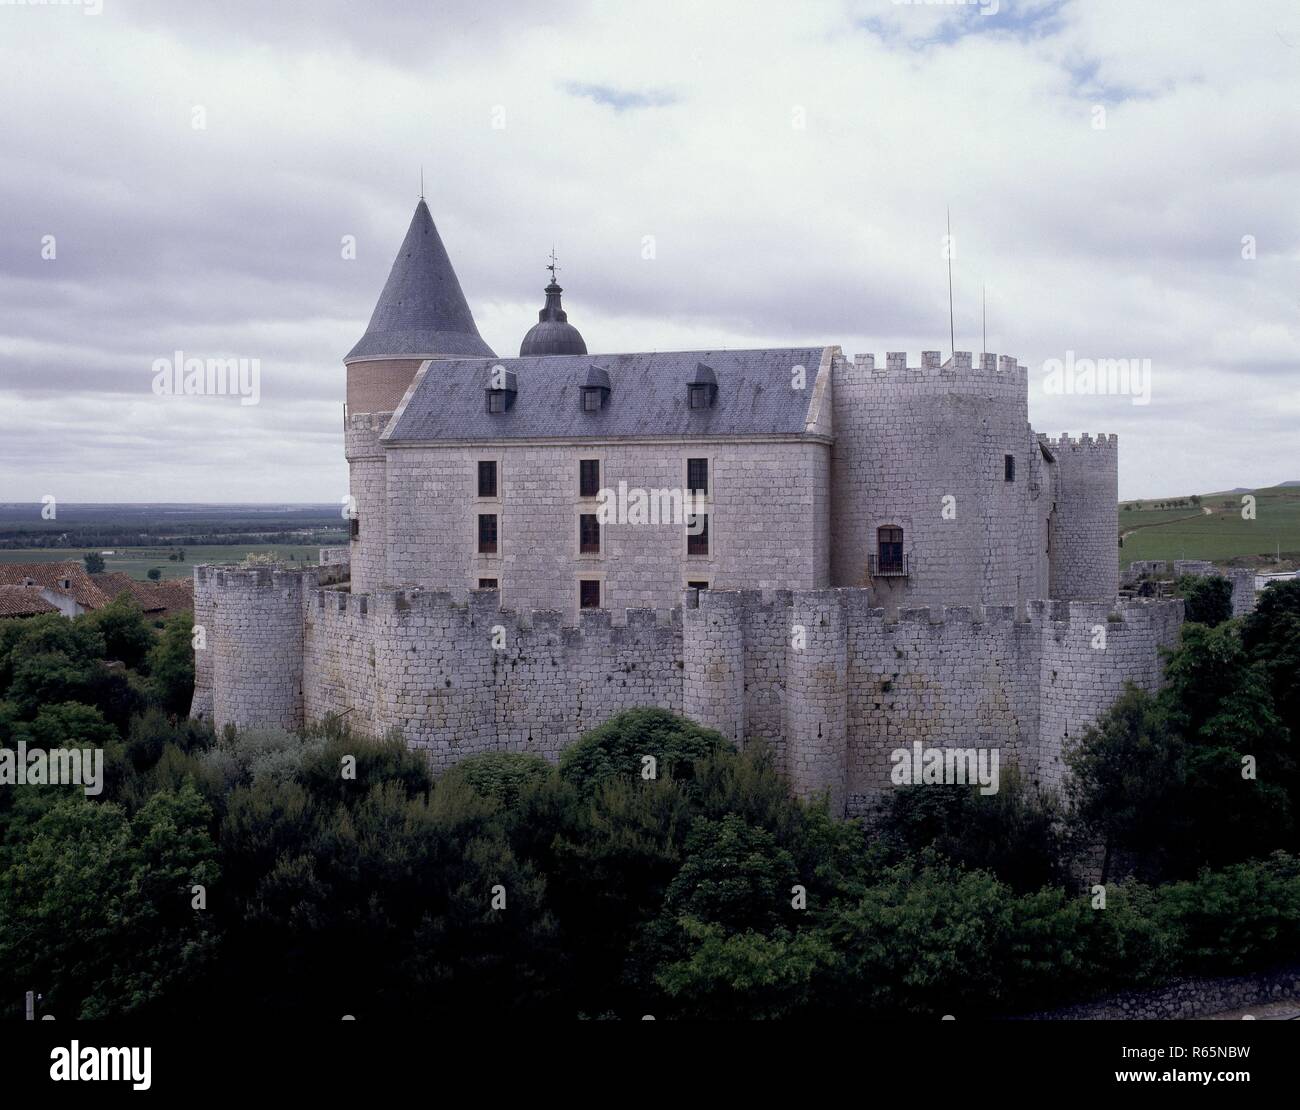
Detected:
[{"left": 345, "top": 198, "right": 494, "bottom": 416}]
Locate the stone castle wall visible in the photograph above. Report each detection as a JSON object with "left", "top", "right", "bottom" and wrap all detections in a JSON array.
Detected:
[{"left": 195, "top": 564, "right": 1183, "bottom": 812}]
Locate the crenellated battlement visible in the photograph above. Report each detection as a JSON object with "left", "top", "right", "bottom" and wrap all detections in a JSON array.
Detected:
[
  {"left": 199, "top": 563, "right": 1181, "bottom": 809},
  {"left": 1039, "top": 432, "right": 1119, "bottom": 452},
  {"left": 194, "top": 562, "right": 347, "bottom": 592},
  {"left": 834, "top": 350, "right": 1027, "bottom": 377}
]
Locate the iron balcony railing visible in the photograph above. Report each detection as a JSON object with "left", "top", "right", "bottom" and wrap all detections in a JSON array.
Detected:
[{"left": 869, "top": 552, "right": 910, "bottom": 578}]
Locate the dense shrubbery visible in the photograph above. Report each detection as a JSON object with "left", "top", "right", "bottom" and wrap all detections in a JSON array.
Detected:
[
  {"left": 1066, "top": 579, "right": 1300, "bottom": 881},
  {"left": 2, "top": 584, "right": 1300, "bottom": 1019},
  {"left": 1173, "top": 573, "right": 1233, "bottom": 627}
]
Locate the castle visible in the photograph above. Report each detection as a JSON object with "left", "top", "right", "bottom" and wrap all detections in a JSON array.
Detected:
[{"left": 191, "top": 198, "right": 1184, "bottom": 815}]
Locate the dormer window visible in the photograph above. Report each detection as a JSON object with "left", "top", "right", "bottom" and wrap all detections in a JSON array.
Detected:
[
  {"left": 580, "top": 365, "right": 611, "bottom": 413},
  {"left": 687, "top": 363, "right": 718, "bottom": 409},
  {"left": 485, "top": 367, "right": 518, "bottom": 413}
]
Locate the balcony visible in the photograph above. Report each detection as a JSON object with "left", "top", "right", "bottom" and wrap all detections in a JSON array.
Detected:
[{"left": 869, "top": 552, "right": 910, "bottom": 578}]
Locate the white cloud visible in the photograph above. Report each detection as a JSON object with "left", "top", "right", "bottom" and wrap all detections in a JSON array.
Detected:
[{"left": 0, "top": 0, "right": 1296, "bottom": 500}]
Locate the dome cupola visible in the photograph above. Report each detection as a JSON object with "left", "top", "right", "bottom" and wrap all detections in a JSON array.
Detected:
[{"left": 519, "top": 252, "right": 587, "bottom": 356}]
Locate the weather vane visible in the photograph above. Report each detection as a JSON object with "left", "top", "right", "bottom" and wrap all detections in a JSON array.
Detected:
[{"left": 547, "top": 246, "right": 560, "bottom": 284}]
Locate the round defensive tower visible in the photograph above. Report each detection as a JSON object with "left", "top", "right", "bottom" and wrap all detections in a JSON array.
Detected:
[
  {"left": 829, "top": 351, "right": 1042, "bottom": 611},
  {"left": 344, "top": 199, "right": 496, "bottom": 592}
]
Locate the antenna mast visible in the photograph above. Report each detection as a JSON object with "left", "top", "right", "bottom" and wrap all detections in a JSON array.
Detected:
[{"left": 947, "top": 207, "right": 955, "bottom": 355}]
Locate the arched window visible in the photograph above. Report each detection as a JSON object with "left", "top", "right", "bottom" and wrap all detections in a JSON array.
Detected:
[{"left": 875, "top": 526, "right": 905, "bottom": 576}]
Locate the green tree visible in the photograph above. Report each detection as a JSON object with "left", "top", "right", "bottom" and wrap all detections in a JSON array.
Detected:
[
  {"left": 83, "top": 551, "right": 105, "bottom": 573},
  {"left": 877, "top": 767, "right": 1069, "bottom": 892},
  {"left": 1065, "top": 684, "right": 1184, "bottom": 881},
  {"left": 147, "top": 568, "right": 162, "bottom": 582},
  {"left": 559, "top": 707, "right": 733, "bottom": 793},
  {"left": 1174, "top": 573, "right": 1232, "bottom": 626},
  {"left": 0, "top": 786, "right": 220, "bottom": 1018},
  {"left": 87, "top": 594, "right": 154, "bottom": 671},
  {"left": 148, "top": 612, "right": 195, "bottom": 714}
]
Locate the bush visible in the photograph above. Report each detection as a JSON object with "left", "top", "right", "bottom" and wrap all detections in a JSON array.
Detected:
[
  {"left": 1174, "top": 574, "right": 1233, "bottom": 627},
  {"left": 559, "top": 708, "right": 733, "bottom": 793},
  {"left": 439, "top": 751, "right": 553, "bottom": 809},
  {"left": 877, "top": 766, "right": 1070, "bottom": 892}
]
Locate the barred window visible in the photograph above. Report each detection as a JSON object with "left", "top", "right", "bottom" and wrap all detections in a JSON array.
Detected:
[
  {"left": 687, "top": 513, "right": 709, "bottom": 556},
  {"left": 687, "top": 457, "right": 708, "bottom": 496},
  {"left": 478, "top": 514, "right": 498, "bottom": 554}
]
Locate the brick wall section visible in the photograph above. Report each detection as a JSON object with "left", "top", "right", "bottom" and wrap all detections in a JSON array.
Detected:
[{"left": 346, "top": 358, "right": 425, "bottom": 416}]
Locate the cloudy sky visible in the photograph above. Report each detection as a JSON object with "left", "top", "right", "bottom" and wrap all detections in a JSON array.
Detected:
[{"left": 0, "top": 0, "right": 1296, "bottom": 503}]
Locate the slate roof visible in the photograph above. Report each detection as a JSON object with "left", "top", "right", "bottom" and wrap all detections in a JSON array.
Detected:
[
  {"left": 384, "top": 347, "right": 829, "bottom": 442},
  {"left": 345, "top": 200, "right": 496, "bottom": 364}
]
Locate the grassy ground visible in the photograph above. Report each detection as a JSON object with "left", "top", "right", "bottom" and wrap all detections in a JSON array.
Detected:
[
  {"left": 0, "top": 544, "right": 329, "bottom": 581},
  {"left": 1120, "top": 485, "right": 1300, "bottom": 569}
]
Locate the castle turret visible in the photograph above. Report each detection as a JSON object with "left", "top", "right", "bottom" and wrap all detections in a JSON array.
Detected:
[
  {"left": 1043, "top": 433, "right": 1119, "bottom": 600},
  {"left": 345, "top": 198, "right": 495, "bottom": 414},
  {"left": 345, "top": 198, "right": 494, "bottom": 591}
]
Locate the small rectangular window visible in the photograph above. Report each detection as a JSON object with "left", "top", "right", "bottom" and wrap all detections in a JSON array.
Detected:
[
  {"left": 689, "top": 384, "right": 709, "bottom": 410},
  {"left": 687, "top": 457, "right": 709, "bottom": 496},
  {"left": 477, "top": 513, "right": 498, "bottom": 554},
  {"left": 1004, "top": 454, "right": 1016, "bottom": 482},
  {"left": 487, "top": 392, "right": 505, "bottom": 414},
  {"left": 687, "top": 580, "right": 709, "bottom": 590},
  {"left": 579, "top": 459, "right": 600, "bottom": 498},
  {"left": 687, "top": 514, "right": 709, "bottom": 556},
  {"left": 478, "top": 578, "right": 498, "bottom": 590},
  {"left": 478, "top": 460, "right": 498, "bottom": 498},
  {"left": 579, "top": 513, "right": 600, "bottom": 554},
  {"left": 582, "top": 389, "right": 601, "bottom": 412},
  {"left": 579, "top": 579, "right": 601, "bottom": 609},
  {"left": 350, "top": 516, "right": 360, "bottom": 540}
]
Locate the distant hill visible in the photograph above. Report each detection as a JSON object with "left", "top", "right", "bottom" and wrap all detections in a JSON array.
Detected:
[{"left": 1119, "top": 484, "right": 1300, "bottom": 569}]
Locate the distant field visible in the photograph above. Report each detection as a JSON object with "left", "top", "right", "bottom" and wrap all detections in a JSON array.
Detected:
[
  {"left": 0, "top": 544, "right": 328, "bottom": 581},
  {"left": 1120, "top": 485, "right": 1300, "bottom": 568}
]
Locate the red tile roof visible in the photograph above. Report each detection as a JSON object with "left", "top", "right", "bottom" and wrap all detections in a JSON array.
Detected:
[
  {"left": 0, "top": 561, "right": 110, "bottom": 610},
  {"left": 0, "top": 584, "right": 60, "bottom": 617}
]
